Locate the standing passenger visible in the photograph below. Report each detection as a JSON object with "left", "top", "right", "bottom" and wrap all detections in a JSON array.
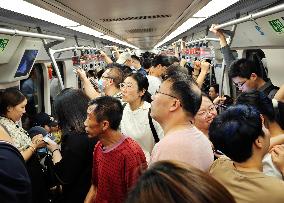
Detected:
[
  {"left": 150, "top": 71, "right": 214, "bottom": 171},
  {"left": 46, "top": 88, "right": 97, "bottom": 203},
  {"left": 120, "top": 73, "right": 163, "bottom": 162},
  {"left": 126, "top": 160, "right": 236, "bottom": 203},
  {"left": 84, "top": 96, "right": 147, "bottom": 203},
  {"left": 209, "top": 105, "right": 284, "bottom": 203}
]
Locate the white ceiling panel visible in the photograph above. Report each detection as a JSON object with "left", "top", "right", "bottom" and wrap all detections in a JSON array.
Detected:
[{"left": 25, "top": 0, "right": 209, "bottom": 49}]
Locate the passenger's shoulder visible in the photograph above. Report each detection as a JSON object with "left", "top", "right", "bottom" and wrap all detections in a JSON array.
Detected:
[{"left": 210, "top": 156, "right": 231, "bottom": 172}]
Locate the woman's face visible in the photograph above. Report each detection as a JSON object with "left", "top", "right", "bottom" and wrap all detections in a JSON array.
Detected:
[
  {"left": 121, "top": 77, "right": 144, "bottom": 104},
  {"left": 7, "top": 98, "right": 27, "bottom": 122},
  {"left": 194, "top": 96, "right": 217, "bottom": 134}
]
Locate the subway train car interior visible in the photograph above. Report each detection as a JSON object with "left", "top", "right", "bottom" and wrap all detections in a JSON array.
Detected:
[{"left": 0, "top": 0, "right": 284, "bottom": 203}]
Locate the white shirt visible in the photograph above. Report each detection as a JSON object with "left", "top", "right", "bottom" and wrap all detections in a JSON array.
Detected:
[
  {"left": 147, "top": 75, "right": 161, "bottom": 96},
  {"left": 121, "top": 102, "right": 164, "bottom": 163},
  {"left": 263, "top": 153, "right": 283, "bottom": 180}
]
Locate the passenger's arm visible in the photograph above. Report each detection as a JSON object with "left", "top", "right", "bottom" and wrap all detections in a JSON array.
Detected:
[
  {"left": 100, "top": 50, "right": 113, "bottom": 64},
  {"left": 84, "top": 184, "right": 97, "bottom": 203},
  {"left": 76, "top": 69, "right": 100, "bottom": 99},
  {"left": 21, "top": 134, "right": 46, "bottom": 161},
  {"left": 209, "top": 24, "right": 228, "bottom": 48},
  {"left": 271, "top": 145, "right": 284, "bottom": 177},
  {"left": 46, "top": 142, "right": 62, "bottom": 164},
  {"left": 274, "top": 84, "right": 284, "bottom": 102},
  {"left": 210, "top": 24, "right": 236, "bottom": 67},
  {"left": 196, "top": 61, "right": 210, "bottom": 88},
  {"left": 270, "top": 135, "right": 284, "bottom": 150},
  {"left": 112, "top": 46, "right": 120, "bottom": 60}
]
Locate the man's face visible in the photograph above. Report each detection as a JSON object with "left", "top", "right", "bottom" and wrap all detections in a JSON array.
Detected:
[
  {"left": 232, "top": 76, "right": 257, "bottom": 92},
  {"left": 84, "top": 105, "right": 103, "bottom": 138},
  {"left": 151, "top": 80, "right": 176, "bottom": 124},
  {"left": 208, "top": 87, "right": 218, "bottom": 100}
]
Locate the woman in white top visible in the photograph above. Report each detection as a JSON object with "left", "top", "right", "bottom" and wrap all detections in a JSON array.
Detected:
[{"left": 120, "top": 73, "right": 163, "bottom": 162}]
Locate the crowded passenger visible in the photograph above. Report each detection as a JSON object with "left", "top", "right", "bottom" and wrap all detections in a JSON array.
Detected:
[
  {"left": 208, "top": 83, "right": 219, "bottom": 101},
  {"left": 150, "top": 70, "right": 214, "bottom": 171},
  {"left": 45, "top": 88, "right": 98, "bottom": 203},
  {"left": 77, "top": 64, "right": 124, "bottom": 100},
  {"left": 130, "top": 55, "right": 147, "bottom": 76},
  {"left": 194, "top": 93, "right": 218, "bottom": 137},
  {"left": 84, "top": 96, "right": 147, "bottom": 203},
  {"left": 120, "top": 72, "right": 163, "bottom": 162},
  {"left": 236, "top": 90, "right": 284, "bottom": 179},
  {"left": 0, "top": 125, "right": 32, "bottom": 203},
  {"left": 209, "top": 105, "right": 284, "bottom": 203},
  {"left": 0, "top": 88, "right": 49, "bottom": 203},
  {"left": 210, "top": 24, "right": 279, "bottom": 99},
  {"left": 147, "top": 54, "right": 173, "bottom": 95},
  {"left": 126, "top": 160, "right": 236, "bottom": 203}
]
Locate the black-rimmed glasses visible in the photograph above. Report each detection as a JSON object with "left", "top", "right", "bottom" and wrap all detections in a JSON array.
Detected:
[{"left": 155, "top": 90, "right": 178, "bottom": 99}]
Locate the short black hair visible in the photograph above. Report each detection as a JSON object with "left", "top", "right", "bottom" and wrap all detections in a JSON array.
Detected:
[
  {"left": 152, "top": 55, "right": 173, "bottom": 68},
  {"left": 210, "top": 84, "right": 219, "bottom": 93},
  {"left": 229, "top": 58, "right": 263, "bottom": 79},
  {"left": 105, "top": 64, "right": 124, "bottom": 89},
  {"left": 236, "top": 90, "right": 275, "bottom": 121},
  {"left": 89, "top": 96, "right": 123, "bottom": 130},
  {"left": 163, "top": 71, "right": 201, "bottom": 117},
  {"left": 209, "top": 105, "right": 264, "bottom": 163},
  {"left": 131, "top": 55, "right": 141, "bottom": 63}
]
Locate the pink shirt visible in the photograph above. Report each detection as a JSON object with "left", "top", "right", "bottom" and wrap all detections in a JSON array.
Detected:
[{"left": 150, "top": 126, "right": 214, "bottom": 171}]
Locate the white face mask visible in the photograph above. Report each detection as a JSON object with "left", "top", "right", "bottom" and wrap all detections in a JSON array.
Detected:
[{"left": 97, "top": 78, "right": 106, "bottom": 93}]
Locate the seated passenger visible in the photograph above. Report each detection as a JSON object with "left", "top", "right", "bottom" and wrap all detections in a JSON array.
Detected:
[
  {"left": 45, "top": 88, "right": 98, "bottom": 203},
  {"left": 150, "top": 71, "right": 214, "bottom": 171},
  {"left": 126, "top": 160, "right": 236, "bottom": 203},
  {"left": 120, "top": 73, "right": 163, "bottom": 162},
  {"left": 209, "top": 105, "right": 284, "bottom": 203},
  {"left": 32, "top": 112, "right": 60, "bottom": 142},
  {"left": 84, "top": 96, "right": 147, "bottom": 203}
]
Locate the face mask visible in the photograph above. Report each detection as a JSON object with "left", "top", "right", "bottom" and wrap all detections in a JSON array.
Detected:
[{"left": 97, "top": 79, "right": 105, "bottom": 93}]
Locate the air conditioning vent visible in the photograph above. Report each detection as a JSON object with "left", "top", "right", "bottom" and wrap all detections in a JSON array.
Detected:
[
  {"left": 101, "top": 14, "right": 171, "bottom": 22},
  {"left": 126, "top": 28, "right": 157, "bottom": 34}
]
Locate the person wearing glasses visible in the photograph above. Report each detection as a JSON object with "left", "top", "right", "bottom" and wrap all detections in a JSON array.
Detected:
[
  {"left": 229, "top": 58, "right": 279, "bottom": 99},
  {"left": 194, "top": 93, "right": 218, "bottom": 138},
  {"left": 76, "top": 64, "right": 124, "bottom": 100},
  {"left": 149, "top": 70, "right": 214, "bottom": 171},
  {"left": 210, "top": 24, "right": 279, "bottom": 99},
  {"left": 120, "top": 73, "right": 163, "bottom": 163},
  {"left": 209, "top": 105, "right": 284, "bottom": 203}
]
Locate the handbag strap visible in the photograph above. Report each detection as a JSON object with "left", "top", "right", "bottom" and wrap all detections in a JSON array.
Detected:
[{"left": 148, "top": 108, "right": 159, "bottom": 143}]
